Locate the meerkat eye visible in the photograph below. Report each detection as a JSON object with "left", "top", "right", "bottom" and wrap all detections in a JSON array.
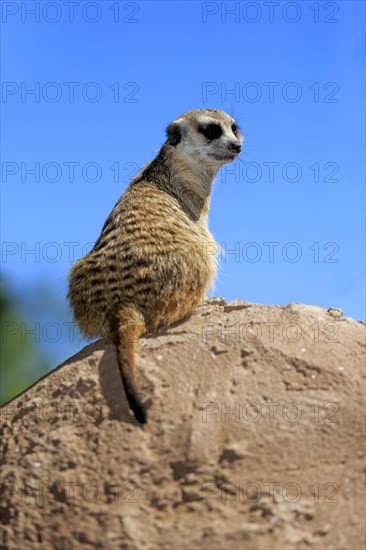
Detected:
[
  {"left": 231, "top": 123, "right": 238, "bottom": 135},
  {"left": 198, "top": 123, "right": 222, "bottom": 141}
]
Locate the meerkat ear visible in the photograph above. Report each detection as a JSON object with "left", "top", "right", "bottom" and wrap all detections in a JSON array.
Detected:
[{"left": 166, "top": 118, "right": 188, "bottom": 146}]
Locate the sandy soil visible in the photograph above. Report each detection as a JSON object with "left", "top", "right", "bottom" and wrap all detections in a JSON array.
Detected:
[{"left": 1, "top": 298, "right": 365, "bottom": 549}]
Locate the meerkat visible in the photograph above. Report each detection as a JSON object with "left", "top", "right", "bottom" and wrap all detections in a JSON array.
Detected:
[{"left": 68, "top": 108, "right": 243, "bottom": 424}]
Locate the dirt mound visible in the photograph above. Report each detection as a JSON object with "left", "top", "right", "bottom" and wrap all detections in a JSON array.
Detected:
[{"left": 1, "top": 299, "right": 365, "bottom": 550}]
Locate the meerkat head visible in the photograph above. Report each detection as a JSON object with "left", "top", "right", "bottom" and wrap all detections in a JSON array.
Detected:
[{"left": 166, "top": 109, "right": 243, "bottom": 171}]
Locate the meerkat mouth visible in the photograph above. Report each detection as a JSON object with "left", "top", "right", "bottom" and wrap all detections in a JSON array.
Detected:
[{"left": 210, "top": 153, "right": 237, "bottom": 162}]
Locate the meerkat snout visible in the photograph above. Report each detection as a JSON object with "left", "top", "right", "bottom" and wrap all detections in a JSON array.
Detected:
[{"left": 229, "top": 142, "right": 242, "bottom": 154}]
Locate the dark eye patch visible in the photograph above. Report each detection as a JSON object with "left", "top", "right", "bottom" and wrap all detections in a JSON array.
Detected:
[
  {"left": 231, "top": 123, "right": 238, "bottom": 135},
  {"left": 198, "top": 123, "right": 222, "bottom": 141}
]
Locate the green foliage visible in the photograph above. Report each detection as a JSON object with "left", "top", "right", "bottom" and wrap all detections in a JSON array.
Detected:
[{"left": 0, "top": 280, "right": 50, "bottom": 405}]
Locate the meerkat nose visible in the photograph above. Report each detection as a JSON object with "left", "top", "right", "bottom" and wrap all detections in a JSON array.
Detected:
[{"left": 228, "top": 142, "right": 242, "bottom": 154}]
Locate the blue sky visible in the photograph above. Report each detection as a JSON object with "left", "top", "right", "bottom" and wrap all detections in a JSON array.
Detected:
[{"left": 1, "top": 0, "right": 365, "bottom": 371}]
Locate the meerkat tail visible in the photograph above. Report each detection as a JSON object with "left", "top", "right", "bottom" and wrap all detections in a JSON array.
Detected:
[{"left": 113, "top": 306, "right": 147, "bottom": 424}]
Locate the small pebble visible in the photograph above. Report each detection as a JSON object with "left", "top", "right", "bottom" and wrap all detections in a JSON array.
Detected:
[{"left": 327, "top": 307, "right": 343, "bottom": 318}]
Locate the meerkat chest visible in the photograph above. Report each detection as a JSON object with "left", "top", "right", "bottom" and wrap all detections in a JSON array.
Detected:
[
  {"left": 171, "top": 209, "right": 217, "bottom": 270},
  {"left": 196, "top": 219, "right": 218, "bottom": 272}
]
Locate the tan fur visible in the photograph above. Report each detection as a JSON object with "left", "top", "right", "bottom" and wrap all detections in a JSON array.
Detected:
[{"left": 68, "top": 108, "right": 243, "bottom": 423}]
